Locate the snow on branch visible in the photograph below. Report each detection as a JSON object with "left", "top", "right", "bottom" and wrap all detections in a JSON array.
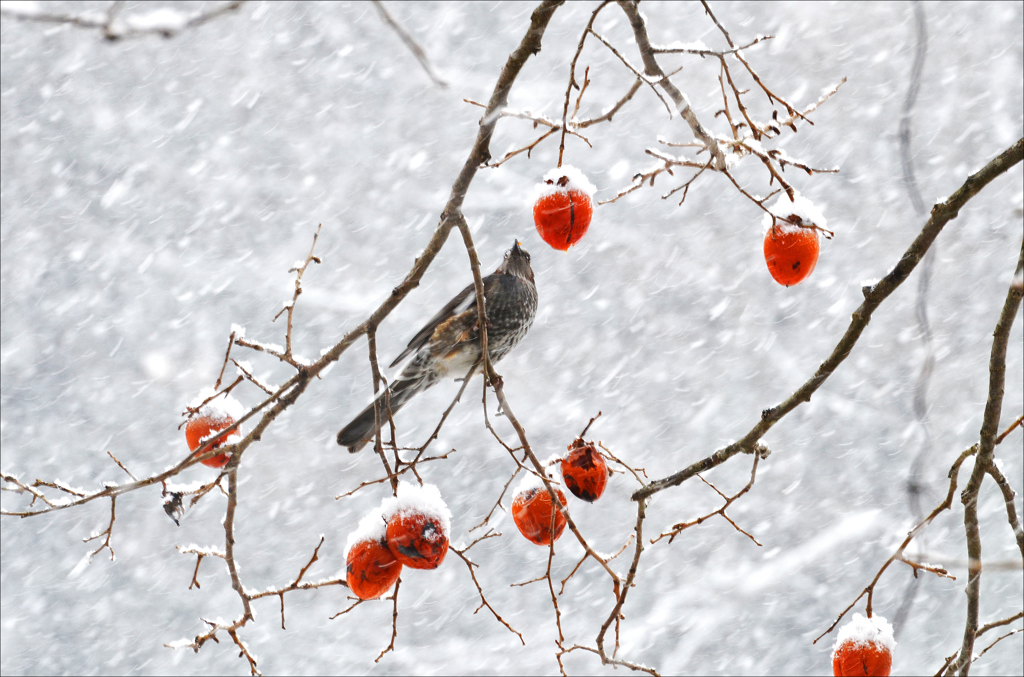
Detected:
[{"left": 0, "top": 1, "right": 245, "bottom": 40}]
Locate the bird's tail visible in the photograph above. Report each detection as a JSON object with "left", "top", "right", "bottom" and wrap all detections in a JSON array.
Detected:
[{"left": 336, "top": 377, "right": 426, "bottom": 453}]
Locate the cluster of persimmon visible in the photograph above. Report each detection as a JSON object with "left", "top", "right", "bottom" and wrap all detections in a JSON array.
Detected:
[
  {"left": 512, "top": 437, "right": 609, "bottom": 546},
  {"left": 831, "top": 613, "right": 895, "bottom": 676},
  {"left": 533, "top": 168, "right": 828, "bottom": 288},
  {"left": 184, "top": 388, "right": 244, "bottom": 469},
  {"left": 344, "top": 482, "right": 451, "bottom": 601}
]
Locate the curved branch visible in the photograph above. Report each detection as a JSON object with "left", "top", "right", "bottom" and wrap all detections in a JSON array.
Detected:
[
  {"left": 634, "top": 138, "right": 1024, "bottom": 502},
  {"left": 2, "top": 0, "right": 565, "bottom": 521}
]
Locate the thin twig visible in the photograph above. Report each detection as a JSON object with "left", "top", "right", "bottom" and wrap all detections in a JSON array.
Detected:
[
  {"left": 372, "top": 1, "right": 448, "bottom": 88},
  {"left": 559, "top": 1, "right": 614, "bottom": 166},
  {"left": 652, "top": 452, "right": 762, "bottom": 546},
  {"left": 973, "top": 628, "right": 1022, "bottom": 664},
  {"left": 978, "top": 612, "right": 1023, "bottom": 637},
  {"left": 375, "top": 578, "right": 401, "bottom": 662},
  {"left": 82, "top": 496, "right": 117, "bottom": 561},
  {"left": 273, "top": 225, "right": 322, "bottom": 361},
  {"left": 815, "top": 444, "right": 977, "bottom": 644},
  {"left": 987, "top": 462, "right": 1024, "bottom": 559},
  {"left": 215, "top": 331, "right": 235, "bottom": 390},
  {"left": 995, "top": 414, "right": 1023, "bottom": 444},
  {"left": 0, "top": 1, "right": 245, "bottom": 40},
  {"left": 106, "top": 451, "right": 137, "bottom": 481},
  {"left": 451, "top": 536, "right": 525, "bottom": 644}
]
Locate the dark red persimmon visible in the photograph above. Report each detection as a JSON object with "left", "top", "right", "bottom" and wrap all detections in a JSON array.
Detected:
[
  {"left": 385, "top": 511, "right": 449, "bottom": 570},
  {"left": 346, "top": 538, "right": 402, "bottom": 600},
  {"left": 561, "top": 440, "right": 608, "bottom": 502}
]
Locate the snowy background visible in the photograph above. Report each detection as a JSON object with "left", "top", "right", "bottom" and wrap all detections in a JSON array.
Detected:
[{"left": 2, "top": 1, "right": 1022, "bottom": 675}]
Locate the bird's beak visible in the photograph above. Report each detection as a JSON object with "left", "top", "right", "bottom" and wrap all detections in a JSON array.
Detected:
[{"left": 512, "top": 239, "right": 523, "bottom": 254}]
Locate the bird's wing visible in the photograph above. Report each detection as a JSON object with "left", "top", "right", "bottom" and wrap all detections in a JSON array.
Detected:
[{"left": 388, "top": 278, "right": 485, "bottom": 368}]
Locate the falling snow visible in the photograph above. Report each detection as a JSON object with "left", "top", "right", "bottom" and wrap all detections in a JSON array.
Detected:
[{"left": 1, "top": 2, "right": 1022, "bottom": 676}]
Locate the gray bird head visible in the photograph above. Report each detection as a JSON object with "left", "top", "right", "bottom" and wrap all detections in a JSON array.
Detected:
[{"left": 496, "top": 239, "right": 534, "bottom": 283}]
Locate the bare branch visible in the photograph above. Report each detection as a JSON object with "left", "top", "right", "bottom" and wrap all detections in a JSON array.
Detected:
[
  {"left": 273, "top": 224, "right": 322, "bottom": 361},
  {"left": 451, "top": 537, "right": 525, "bottom": 644},
  {"left": 978, "top": 611, "right": 1023, "bottom": 637},
  {"left": 214, "top": 331, "right": 235, "bottom": 390},
  {"left": 635, "top": 138, "right": 1024, "bottom": 502},
  {"left": 588, "top": 27, "right": 674, "bottom": 118},
  {"left": 373, "top": 1, "right": 448, "bottom": 89},
  {"left": 815, "top": 444, "right": 977, "bottom": 644},
  {"left": 973, "top": 628, "right": 1022, "bottom": 664},
  {"left": 579, "top": 78, "right": 643, "bottom": 128},
  {"left": 82, "top": 497, "right": 117, "bottom": 561},
  {"left": 653, "top": 34, "right": 772, "bottom": 56},
  {"left": 651, "top": 452, "right": 762, "bottom": 546},
  {"left": 0, "top": 1, "right": 245, "bottom": 41},
  {"left": 987, "top": 462, "right": 1024, "bottom": 559},
  {"left": 953, "top": 239, "right": 1024, "bottom": 675},
  {"left": 559, "top": 1, "right": 614, "bottom": 166},
  {"left": 618, "top": 1, "right": 727, "bottom": 169},
  {"left": 375, "top": 578, "right": 401, "bottom": 662}
]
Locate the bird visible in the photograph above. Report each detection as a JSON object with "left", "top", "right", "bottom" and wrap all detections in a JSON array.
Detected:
[{"left": 337, "top": 239, "right": 538, "bottom": 453}]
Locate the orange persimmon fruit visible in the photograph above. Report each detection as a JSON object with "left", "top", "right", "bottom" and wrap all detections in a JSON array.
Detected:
[
  {"left": 533, "top": 166, "right": 596, "bottom": 251},
  {"left": 346, "top": 537, "right": 402, "bottom": 600},
  {"left": 561, "top": 439, "right": 608, "bottom": 503},
  {"left": 512, "top": 482, "right": 568, "bottom": 546},
  {"left": 185, "top": 415, "right": 235, "bottom": 468},
  {"left": 763, "top": 221, "right": 820, "bottom": 287},
  {"left": 831, "top": 613, "right": 895, "bottom": 676}
]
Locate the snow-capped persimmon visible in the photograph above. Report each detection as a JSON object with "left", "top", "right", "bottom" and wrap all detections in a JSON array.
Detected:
[
  {"left": 381, "top": 482, "right": 451, "bottom": 570},
  {"left": 561, "top": 439, "right": 608, "bottom": 503},
  {"left": 512, "top": 477, "right": 568, "bottom": 546},
  {"left": 185, "top": 416, "right": 235, "bottom": 468},
  {"left": 761, "top": 190, "right": 830, "bottom": 287},
  {"left": 346, "top": 537, "right": 402, "bottom": 600},
  {"left": 345, "top": 508, "right": 402, "bottom": 600},
  {"left": 385, "top": 511, "right": 449, "bottom": 570},
  {"left": 533, "top": 165, "right": 596, "bottom": 251},
  {"left": 831, "top": 613, "right": 895, "bottom": 677},
  {"left": 763, "top": 222, "right": 820, "bottom": 287},
  {"left": 184, "top": 389, "right": 244, "bottom": 468}
]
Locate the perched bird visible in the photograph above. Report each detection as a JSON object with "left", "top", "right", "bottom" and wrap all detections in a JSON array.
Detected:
[{"left": 337, "top": 240, "right": 538, "bottom": 452}]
